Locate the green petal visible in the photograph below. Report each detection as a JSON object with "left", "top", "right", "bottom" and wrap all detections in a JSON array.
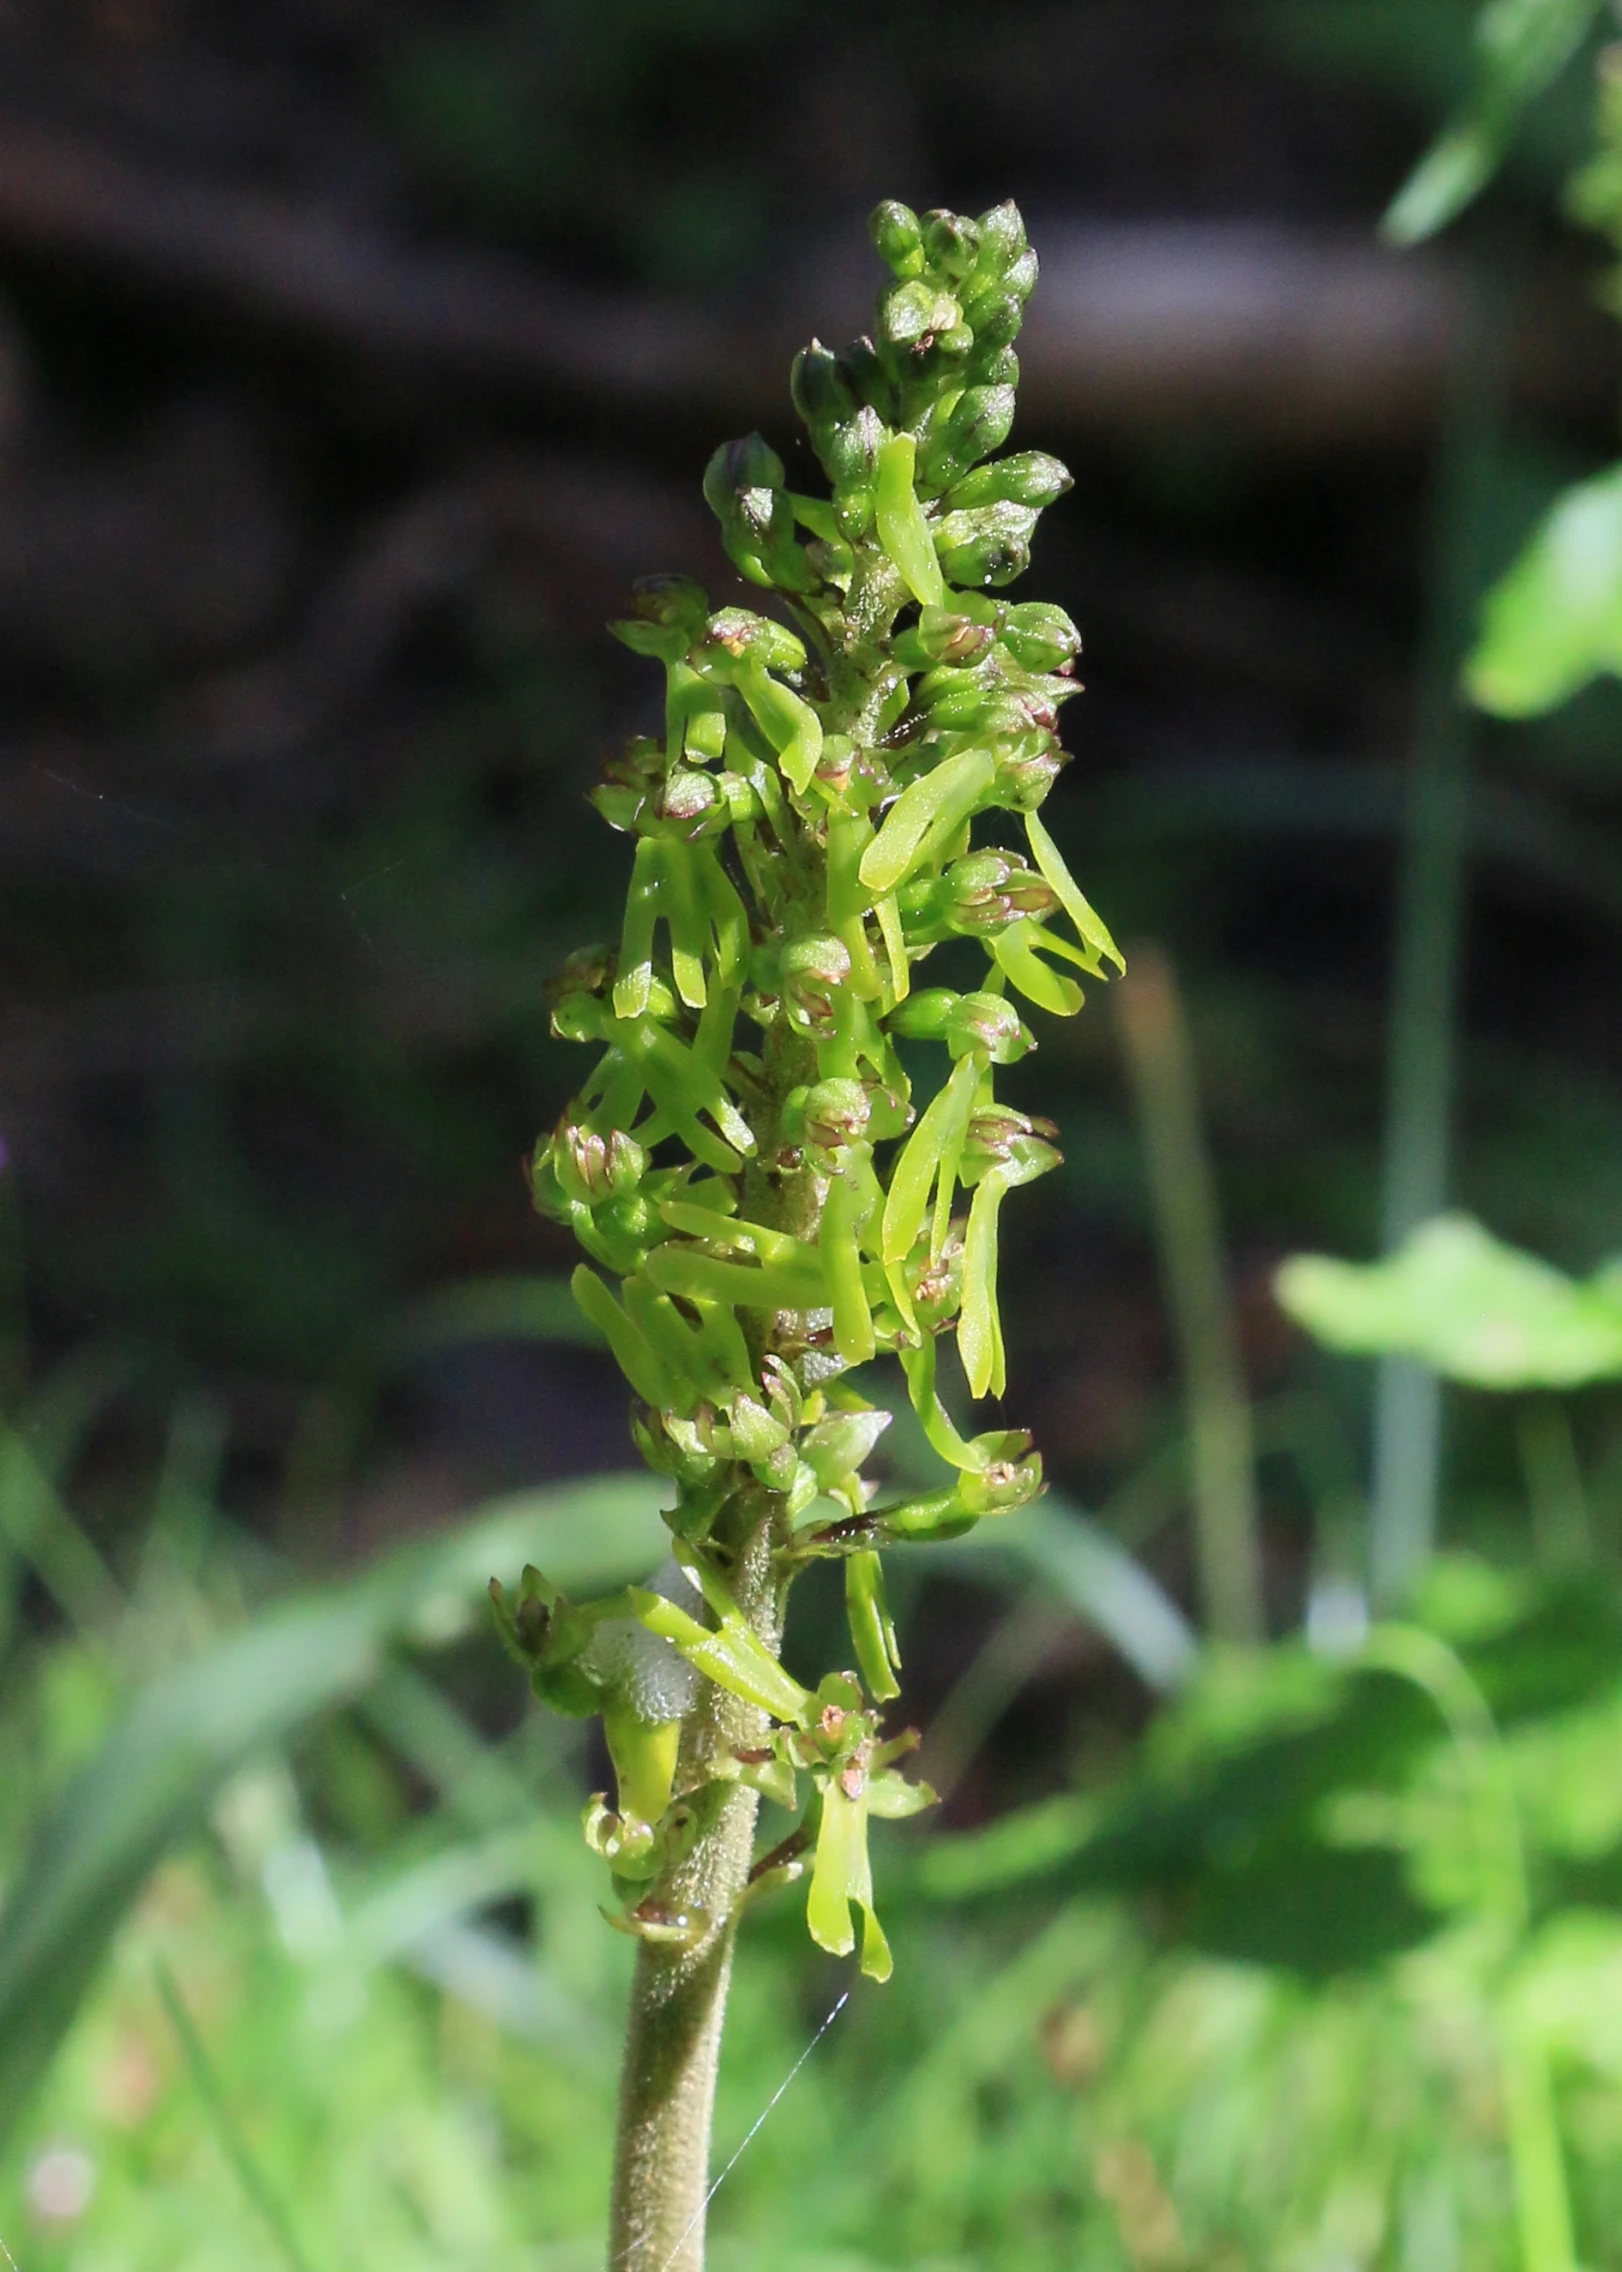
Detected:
[
  {"left": 612, "top": 838, "right": 664, "bottom": 1021},
  {"left": 846, "top": 1550, "right": 901, "bottom": 1703},
  {"left": 570, "top": 1266, "right": 674, "bottom": 1407},
  {"left": 959, "top": 1169, "right": 1010, "bottom": 1399},
  {"left": 882, "top": 1055, "right": 977, "bottom": 1265},
  {"left": 875, "top": 431, "right": 946, "bottom": 608},
  {"left": 1024, "top": 809, "right": 1125, "bottom": 973},
  {"left": 990, "top": 921, "right": 1084, "bottom": 1016},
  {"left": 629, "top": 1587, "right": 811, "bottom": 1724},
  {"left": 822, "top": 1170, "right": 877, "bottom": 1366},
  {"left": 860, "top": 747, "right": 996, "bottom": 896}
]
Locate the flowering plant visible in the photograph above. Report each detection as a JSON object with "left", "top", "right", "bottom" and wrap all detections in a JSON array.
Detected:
[{"left": 492, "top": 195, "right": 1120, "bottom": 2271}]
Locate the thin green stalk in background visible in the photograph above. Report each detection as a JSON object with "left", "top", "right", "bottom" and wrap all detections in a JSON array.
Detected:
[
  {"left": 156, "top": 1960, "right": 318, "bottom": 2272},
  {"left": 1371, "top": 296, "right": 1503, "bottom": 1609},
  {"left": 1115, "top": 943, "right": 1263, "bottom": 1645}
]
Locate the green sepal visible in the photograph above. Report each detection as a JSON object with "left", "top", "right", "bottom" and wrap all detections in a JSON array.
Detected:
[
  {"left": 874, "top": 431, "right": 946, "bottom": 608},
  {"left": 882, "top": 1053, "right": 978, "bottom": 1266},
  {"left": 1024, "top": 809, "right": 1125, "bottom": 974},
  {"left": 629, "top": 1574, "right": 813, "bottom": 1726},
  {"left": 866, "top": 1768, "right": 936, "bottom": 1819},
  {"left": 859, "top": 745, "right": 997, "bottom": 895},
  {"left": 806, "top": 1780, "right": 892, "bottom": 1982},
  {"left": 822, "top": 1167, "right": 877, "bottom": 1367},
  {"left": 645, "top": 1242, "right": 828, "bottom": 1313},
  {"left": 570, "top": 1265, "right": 676, "bottom": 1408},
  {"left": 898, "top": 1336, "right": 982, "bottom": 1470},
  {"left": 989, "top": 919, "right": 1085, "bottom": 1016},
  {"left": 846, "top": 1549, "right": 901, "bottom": 1703},
  {"left": 801, "top": 1408, "right": 891, "bottom": 1487},
  {"left": 735, "top": 656, "right": 823, "bottom": 794}
]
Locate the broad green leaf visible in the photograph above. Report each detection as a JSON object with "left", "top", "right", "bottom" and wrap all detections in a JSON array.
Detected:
[
  {"left": 0, "top": 1473, "right": 666, "bottom": 2146},
  {"left": 1276, "top": 1213, "right": 1622, "bottom": 1387},
  {"left": 1466, "top": 461, "right": 1622, "bottom": 714}
]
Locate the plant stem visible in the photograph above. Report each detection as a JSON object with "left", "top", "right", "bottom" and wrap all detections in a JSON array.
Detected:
[
  {"left": 606, "top": 1520, "right": 782, "bottom": 2272},
  {"left": 1370, "top": 289, "right": 1501, "bottom": 1608},
  {"left": 1116, "top": 943, "right": 1264, "bottom": 1646},
  {"left": 608, "top": 1032, "right": 817, "bottom": 2272}
]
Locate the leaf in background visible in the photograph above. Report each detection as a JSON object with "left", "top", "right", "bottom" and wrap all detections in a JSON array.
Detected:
[
  {"left": 1383, "top": 0, "right": 1608, "bottom": 243},
  {"left": 0, "top": 1473, "right": 666, "bottom": 2147},
  {"left": 1276, "top": 1213, "right": 1622, "bottom": 1387},
  {"left": 1465, "top": 460, "right": 1622, "bottom": 713},
  {"left": 916, "top": 1648, "right": 1449, "bottom": 1975}
]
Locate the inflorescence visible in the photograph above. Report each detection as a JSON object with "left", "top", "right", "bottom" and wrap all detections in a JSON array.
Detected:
[{"left": 492, "top": 197, "right": 1122, "bottom": 1981}]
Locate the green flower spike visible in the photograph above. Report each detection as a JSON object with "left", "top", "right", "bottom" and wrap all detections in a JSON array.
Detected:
[{"left": 497, "top": 199, "right": 1118, "bottom": 2028}]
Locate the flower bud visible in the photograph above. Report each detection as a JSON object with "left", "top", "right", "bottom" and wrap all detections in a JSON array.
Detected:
[
  {"left": 961, "top": 293, "right": 1025, "bottom": 356},
  {"left": 904, "top": 604, "right": 990, "bottom": 663},
  {"left": 1000, "top": 601, "right": 1082, "bottom": 672},
  {"left": 820, "top": 405, "right": 883, "bottom": 502},
  {"left": 890, "top": 987, "right": 1032, "bottom": 1063},
  {"left": 723, "top": 1392, "right": 792, "bottom": 1462},
  {"left": 947, "top": 451, "right": 1073, "bottom": 512},
  {"left": 703, "top": 432, "right": 786, "bottom": 511},
  {"left": 799, "top": 1077, "right": 872, "bottom": 1154},
  {"left": 777, "top": 934, "right": 852, "bottom": 1034},
  {"left": 703, "top": 608, "right": 808, "bottom": 675},
  {"left": 870, "top": 198, "right": 924, "bottom": 276},
  {"left": 545, "top": 945, "right": 613, "bottom": 1039},
  {"left": 921, "top": 208, "right": 981, "bottom": 281},
  {"left": 941, "top": 850, "right": 1058, "bottom": 933},
  {"left": 1003, "top": 248, "right": 1038, "bottom": 302},
  {"left": 958, "top": 1439, "right": 1043, "bottom": 1516},
  {"left": 962, "top": 1107, "right": 1061, "bottom": 1179},
  {"left": 703, "top": 435, "right": 815, "bottom": 593},
  {"left": 791, "top": 339, "right": 857, "bottom": 431},
  {"left": 917, "top": 385, "right": 1016, "bottom": 490},
  {"left": 933, "top": 501, "right": 1037, "bottom": 589},
  {"left": 879, "top": 278, "right": 961, "bottom": 349},
  {"left": 836, "top": 337, "right": 899, "bottom": 423},
  {"left": 526, "top": 1137, "right": 572, "bottom": 1226},
  {"left": 801, "top": 1408, "right": 892, "bottom": 1488},
  {"left": 609, "top": 573, "right": 710, "bottom": 661},
  {"left": 993, "top": 730, "right": 1067, "bottom": 808},
  {"left": 556, "top": 1114, "right": 647, "bottom": 1204},
  {"left": 974, "top": 201, "right": 1028, "bottom": 277},
  {"left": 654, "top": 769, "right": 719, "bottom": 825}
]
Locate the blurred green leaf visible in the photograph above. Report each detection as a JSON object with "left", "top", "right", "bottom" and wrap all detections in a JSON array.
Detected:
[
  {"left": 0, "top": 1472, "right": 665, "bottom": 2146},
  {"left": 1276, "top": 1213, "right": 1622, "bottom": 1387},
  {"left": 1383, "top": 0, "right": 1607, "bottom": 243},
  {"left": 1465, "top": 460, "right": 1622, "bottom": 713}
]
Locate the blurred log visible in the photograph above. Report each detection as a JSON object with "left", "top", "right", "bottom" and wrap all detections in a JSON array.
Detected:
[{"left": 0, "top": 118, "right": 1599, "bottom": 438}]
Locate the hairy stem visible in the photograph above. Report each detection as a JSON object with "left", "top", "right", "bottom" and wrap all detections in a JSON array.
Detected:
[
  {"left": 606, "top": 1520, "right": 782, "bottom": 2272},
  {"left": 608, "top": 1039, "right": 816, "bottom": 2272}
]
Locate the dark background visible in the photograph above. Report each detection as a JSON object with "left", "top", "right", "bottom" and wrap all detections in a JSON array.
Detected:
[{"left": 4, "top": 0, "right": 1621, "bottom": 1772}]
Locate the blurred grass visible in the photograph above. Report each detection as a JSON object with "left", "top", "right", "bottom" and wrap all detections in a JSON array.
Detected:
[{"left": 7, "top": 1360, "right": 1622, "bottom": 2267}]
